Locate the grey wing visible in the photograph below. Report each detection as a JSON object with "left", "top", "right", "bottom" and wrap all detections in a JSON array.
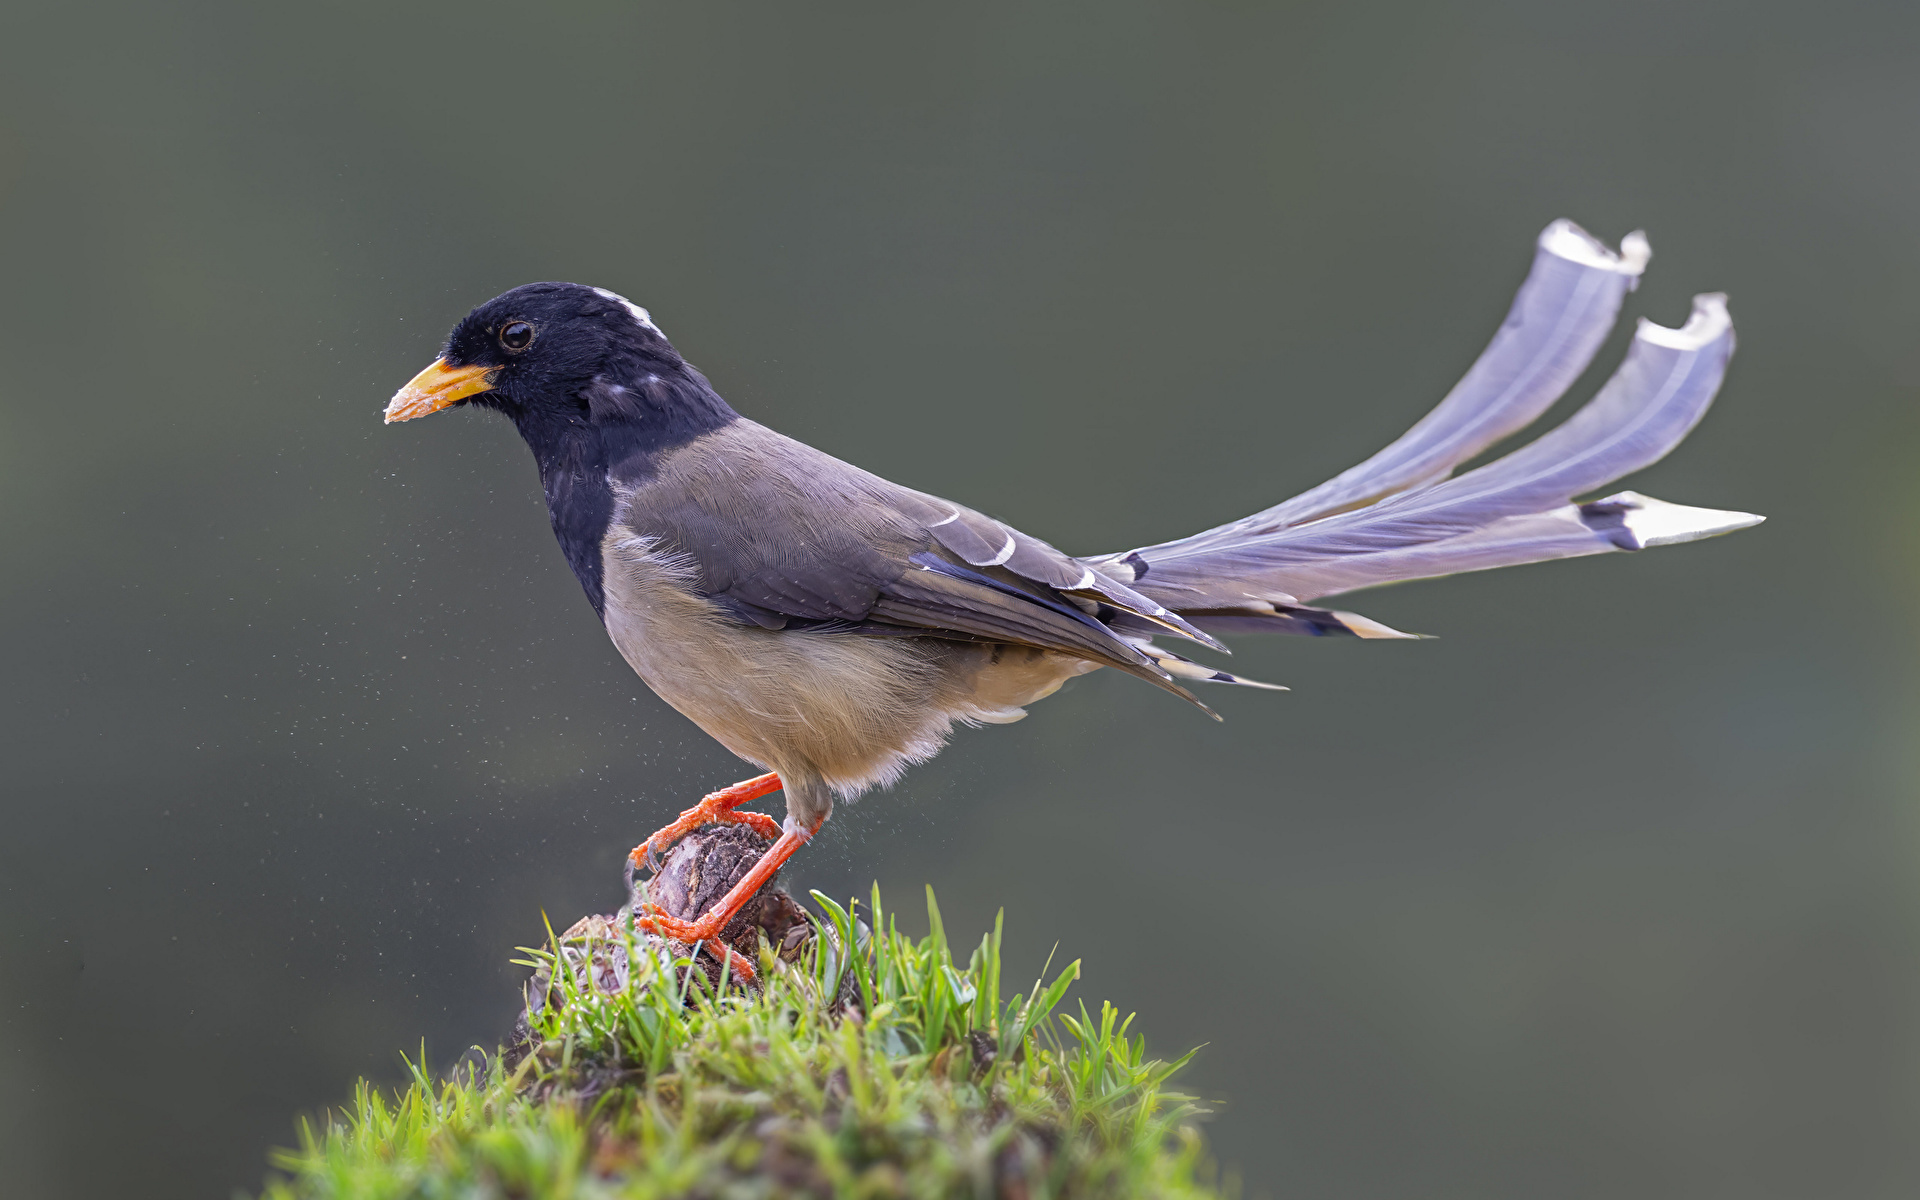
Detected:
[
  {"left": 901, "top": 489, "right": 1224, "bottom": 650},
  {"left": 630, "top": 425, "right": 1211, "bottom": 705}
]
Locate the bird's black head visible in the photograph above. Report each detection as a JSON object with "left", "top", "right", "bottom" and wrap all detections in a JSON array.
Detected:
[
  {"left": 383, "top": 282, "right": 741, "bottom": 619},
  {"left": 384, "top": 281, "right": 738, "bottom": 451}
]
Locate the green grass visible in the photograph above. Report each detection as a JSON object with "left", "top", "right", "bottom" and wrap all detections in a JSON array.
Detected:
[{"left": 260, "top": 887, "right": 1222, "bottom": 1199}]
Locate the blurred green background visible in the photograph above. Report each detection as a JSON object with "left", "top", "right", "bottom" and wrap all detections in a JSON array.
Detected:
[{"left": 3, "top": 2, "right": 1918, "bottom": 1196}]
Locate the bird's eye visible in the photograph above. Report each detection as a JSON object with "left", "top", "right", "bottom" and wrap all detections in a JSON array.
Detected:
[{"left": 499, "top": 321, "right": 536, "bottom": 351}]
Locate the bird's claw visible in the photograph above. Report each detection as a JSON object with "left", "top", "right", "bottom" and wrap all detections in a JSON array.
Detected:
[
  {"left": 634, "top": 903, "right": 714, "bottom": 944},
  {"left": 627, "top": 905, "right": 758, "bottom": 982}
]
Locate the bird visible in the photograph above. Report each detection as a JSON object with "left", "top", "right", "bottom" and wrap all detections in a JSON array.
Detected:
[{"left": 384, "top": 220, "right": 1760, "bottom": 979}]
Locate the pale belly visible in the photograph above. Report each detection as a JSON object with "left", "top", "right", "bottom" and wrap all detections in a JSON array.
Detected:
[{"left": 599, "top": 533, "right": 1095, "bottom": 806}]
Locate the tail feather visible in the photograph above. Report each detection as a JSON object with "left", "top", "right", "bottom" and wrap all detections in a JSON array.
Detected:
[
  {"left": 1182, "top": 602, "right": 1425, "bottom": 638},
  {"left": 1237, "top": 292, "right": 1734, "bottom": 563},
  {"left": 1081, "top": 222, "right": 1760, "bottom": 632},
  {"left": 1129, "top": 640, "right": 1292, "bottom": 691},
  {"left": 1185, "top": 491, "right": 1761, "bottom": 612},
  {"left": 1177, "top": 219, "right": 1648, "bottom": 542}
]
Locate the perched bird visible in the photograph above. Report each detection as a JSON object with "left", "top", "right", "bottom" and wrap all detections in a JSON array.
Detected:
[{"left": 386, "top": 221, "right": 1760, "bottom": 977}]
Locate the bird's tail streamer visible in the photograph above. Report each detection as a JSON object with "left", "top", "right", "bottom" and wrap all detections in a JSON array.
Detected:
[{"left": 1081, "top": 220, "right": 1762, "bottom": 665}]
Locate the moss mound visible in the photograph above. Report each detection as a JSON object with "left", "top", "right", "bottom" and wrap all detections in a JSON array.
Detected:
[{"left": 260, "top": 887, "right": 1221, "bottom": 1199}]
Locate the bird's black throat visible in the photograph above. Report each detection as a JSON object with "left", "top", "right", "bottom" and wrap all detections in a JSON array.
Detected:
[{"left": 502, "top": 368, "right": 739, "bottom": 620}]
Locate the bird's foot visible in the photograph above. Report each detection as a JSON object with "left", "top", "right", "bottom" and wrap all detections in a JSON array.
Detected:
[
  {"left": 627, "top": 772, "right": 783, "bottom": 875},
  {"left": 634, "top": 904, "right": 762, "bottom": 981},
  {"left": 631, "top": 815, "right": 824, "bottom": 985},
  {"left": 634, "top": 904, "right": 725, "bottom": 943}
]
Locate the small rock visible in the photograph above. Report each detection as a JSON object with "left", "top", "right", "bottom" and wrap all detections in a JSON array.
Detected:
[{"left": 509, "top": 823, "right": 827, "bottom": 1061}]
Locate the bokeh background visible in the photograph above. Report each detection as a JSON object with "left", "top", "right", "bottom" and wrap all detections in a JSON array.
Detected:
[{"left": 4, "top": 2, "right": 1918, "bottom": 1196}]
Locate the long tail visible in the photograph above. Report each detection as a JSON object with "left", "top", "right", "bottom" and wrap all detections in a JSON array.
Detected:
[{"left": 1081, "top": 220, "right": 1762, "bottom": 663}]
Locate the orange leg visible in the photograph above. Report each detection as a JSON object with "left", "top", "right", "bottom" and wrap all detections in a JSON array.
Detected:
[
  {"left": 635, "top": 814, "right": 827, "bottom": 983},
  {"left": 701, "top": 941, "right": 759, "bottom": 982},
  {"left": 628, "top": 771, "right": 783, "bottom": 872}
]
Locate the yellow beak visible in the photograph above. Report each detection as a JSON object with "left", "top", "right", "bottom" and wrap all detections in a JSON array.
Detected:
[{"left": 383, "top": 359, "right": 499, "bottom": 423}]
